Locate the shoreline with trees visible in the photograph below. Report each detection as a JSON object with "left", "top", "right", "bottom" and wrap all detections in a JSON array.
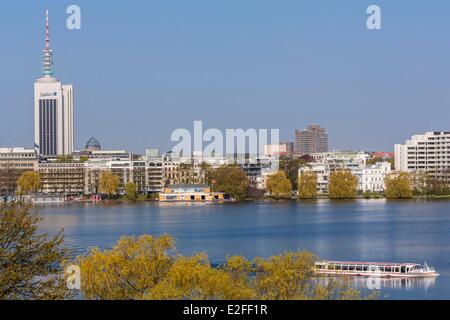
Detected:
[{"left": 3, "top": 163, "right": 450, "bottom": 205}]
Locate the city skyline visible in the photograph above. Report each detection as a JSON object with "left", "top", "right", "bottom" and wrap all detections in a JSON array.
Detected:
[{"left": 1, "top": 1, "right": 450, "bottom": 153}]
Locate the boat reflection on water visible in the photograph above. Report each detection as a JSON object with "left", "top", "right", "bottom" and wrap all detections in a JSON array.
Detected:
[
  {"left": 353, "top": 275, "right": 436, "bottom": 290},
  {"left": 318, "top": 275, "right": 436, "bottom": 291}
]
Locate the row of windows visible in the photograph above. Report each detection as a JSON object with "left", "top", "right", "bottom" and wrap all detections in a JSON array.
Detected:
[{"left": 39, "top": 99, "right": 57, "bottom": 156}]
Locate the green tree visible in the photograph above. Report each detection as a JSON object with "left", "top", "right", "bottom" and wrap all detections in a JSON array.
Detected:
[
  {"left": 266, "top": 171, "right": 292, "bottom": 199},
  {"left": 124, "top": 182, "right": 138, "bottom": 201},
  {"left": 329, "top": 170, "right": 358, "bottom": 199},
  {"left": 279, "top": 159, "right": 306, "bottom": 190},
  {"left": 298, "top": 171, "right": 318, "bottom": 199},
  {"left": 385, "top": 172, "right": 413, "bottom": 198},
  {"left": 78, "top": 234, "right": 373, "bottom": 300},
  {"left": 212, "top": 165, "right": 249, "bottom": 201},
  {"left": 99, "top": 171, "right": 120, "bottom": 198},
  {"left": 0, "top": 203, "right": 71, "bottom": 300},
  {"left": 16, "top": 171, "right": 41, "bottom": 195}
]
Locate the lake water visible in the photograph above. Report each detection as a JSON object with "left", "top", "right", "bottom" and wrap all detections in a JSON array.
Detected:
[{"left": 37, "top": 199, "right": 450, "bottom": 300}]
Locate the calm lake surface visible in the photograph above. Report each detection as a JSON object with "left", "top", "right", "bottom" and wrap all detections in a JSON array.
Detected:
[{"left": 37, "top": 199, "right": 450, "bottom": 300}]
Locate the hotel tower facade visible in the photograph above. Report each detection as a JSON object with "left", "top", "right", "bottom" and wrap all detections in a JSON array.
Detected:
[{"left": 34, "top": 10, "right": 74, "bottom": 156}]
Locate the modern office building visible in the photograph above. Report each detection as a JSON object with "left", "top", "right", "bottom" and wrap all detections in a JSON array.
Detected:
[
  {"left": 395, "top": 131, "right": 450, "bottom": 181},
  {"left": 34, "top": 10, "right": 74, "bottom": 156},
  {"left": 295, "top": 124, "right": 328, "bottom": 155},
  {"left": 145, "top": 151, "right": 164, "bottom": 194},
  {"left": 38, "top": 161, "right": 85, "bottom": 194}
]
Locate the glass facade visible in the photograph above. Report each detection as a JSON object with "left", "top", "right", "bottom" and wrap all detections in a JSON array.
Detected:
[{"left": 39, "top": 99, "right": 57, "bottom": 156}]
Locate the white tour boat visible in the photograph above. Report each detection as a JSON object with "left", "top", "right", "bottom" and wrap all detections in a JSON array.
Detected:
[{"left": 314, "top": 261, "right": 439, "bottom": 278}]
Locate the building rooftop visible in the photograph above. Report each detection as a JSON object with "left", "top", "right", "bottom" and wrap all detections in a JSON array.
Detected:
[
  {"left": 85, "top": 137, "right": 101, "bottom": 149},
  {"left": 0, "top": 147, "right": 36, "bottom": 153},
  {"left": 166, "top": 184, "right": 210, "bottom": 189}
]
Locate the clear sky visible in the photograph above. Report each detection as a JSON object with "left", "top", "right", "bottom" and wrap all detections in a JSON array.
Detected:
[{"left": 1, "top": 0, "right": 450, "bottom": 153}]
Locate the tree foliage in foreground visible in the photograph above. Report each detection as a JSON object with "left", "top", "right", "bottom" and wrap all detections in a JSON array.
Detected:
[
  {"left": 329, "top": 170, "right": 358, "bottom": 199},
  {"left": 385, "top": 172, "right": 413, "bottom": 199},
  {"left": 298, "top": 171, "right": 318, "bottom": 199},
  {"left": 0, "top": 203, "right": 71, "bottom": 300},
  {"left": 78, "top": 234, "right": 374, "bottom": 300}
]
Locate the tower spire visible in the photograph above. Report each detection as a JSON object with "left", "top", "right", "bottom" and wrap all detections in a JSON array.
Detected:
[{"left": 42, "top": 9, "right": 54, "bottom": 77}]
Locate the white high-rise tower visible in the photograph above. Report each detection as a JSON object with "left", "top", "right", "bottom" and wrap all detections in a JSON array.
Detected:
[{"left": 34, "top": 9, "right": 74, "bottom": 156}]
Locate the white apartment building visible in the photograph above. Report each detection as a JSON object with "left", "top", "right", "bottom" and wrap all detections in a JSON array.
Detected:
[
  {"left": 309, "top": 151, "right": 368, "bottom": 170},
  {"left": 0, "top": 147, "right": 38, "bottom": 169},
  {"left": 355, "top": 162, "right": 392, "bottom": 192},
  {"left": 299, "top": 152, "right": 391, "bottom": 193},
  {"left": 395, "top": 132, "right": 450, "bottom": 181}
]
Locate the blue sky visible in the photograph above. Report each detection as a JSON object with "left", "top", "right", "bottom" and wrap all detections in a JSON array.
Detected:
[{"left": 1, "top": 0, "right": 450, "bottom": 153}]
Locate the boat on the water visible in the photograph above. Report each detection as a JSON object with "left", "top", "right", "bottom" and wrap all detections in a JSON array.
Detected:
[{"left": 314, "top": 261, "right": 439, "bottom": 278}]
